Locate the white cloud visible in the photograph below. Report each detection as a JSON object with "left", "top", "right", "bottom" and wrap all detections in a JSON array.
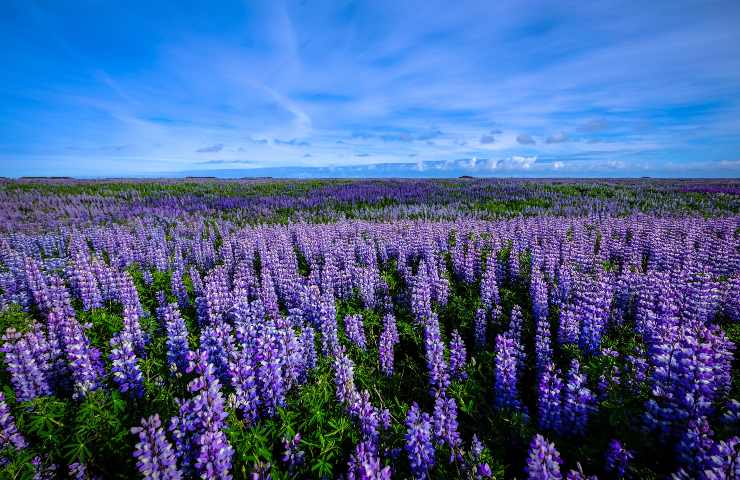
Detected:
[
  {"left": 509, "top": 155, "right": 537, "bottom": 169},
  {"left": 488, "top": 155, "right": 537, "bottom": 170}
]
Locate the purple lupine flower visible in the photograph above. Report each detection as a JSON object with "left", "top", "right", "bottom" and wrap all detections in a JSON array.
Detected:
[
  {"left": 505, "top": 305, "right": 526, "bottom": 373},
  {"left": 494, "top": 334, "right": 520, "bottom": 410},
  {"left": 558, "top": 305, "right": 579, "bottom": 345},
  {"left": 411, "top": 270, "right": 433, "bottom": 324},
  {"left": 300, "top": 326, "right": 317, "bottom": 373},
  {"left": 256, "top": 327, "right": 285, "bottom": 417},
  {"left": 228, "top": 347, "right": 260, "bottom": 425},
  {"left": 507, "top": 244, "right": 521, "bottom": 286},
  {"left": 60, "top": 315, "right": 103, "bottom": 399},
  {"left": 477, "top": 463, "right": 493, "bottom": 479},
  {"left": 281, "top": 433, "right": 305, "bottom": 473},
  {"left": 1, "top": 324, "right": 53, "bottom": 402},
  {"left": 116, "top": 271, "right": 145, "bottom": 319},
  {"left": 28, "top": 454, "right": 57, "bottom": 479},
  {"left": 260, "top": 268, "right": 280, "bottom": 321},
  {"left": 169, "top": 350, "right": 233, "bottom": 479},
  {"left": 470, "top": 434, "right": 484, "bottom": 461},
  {"left": 25, "top": 257, "right": 52, "bottom": 314},
  {"left": 162, "top": 303, "right": 191, "bottom": 373},
  {"left": 605, "top": 439, "right": 633, "bottom": 479},
  {"left": 525, "top": 434, "right": 563, "bottom": 480},
  {"left": 474, "top": 308, "right": 487, "bottom": 349},
  {"left": 170, "top": 268, "right": 189, "bottom": 309},
  {"left": 276, "top": 317, "right": 305, "bottom": 389},
  {"left": 319, "top": 293, "right": 339, "bottom": 356},
  {"left": 131, "top": 414, "right": 182, "bottom": 480},
  {"left": 383, "top": 313, "right": 399, "bottom": 345},
  {"left": 535, "top": 312, "right": 552, "bottom": 373},
  {"left": 349, "top": 390, "right": 381, "bottom": 445},
  {"left": 424, "top": 314, "right": 450, "bottom": 395},
  {"left": 333, "top": 349, "right": 356, "bottom": 405},
  {"left": 344, "top": 314, "right": 367, "bottom": 350},
  {"left": 0, "top": 392, "right": 27, "bottom": 451},
  {"left": 379, "top": 326, "right": 395, "bottom": 377},
  {"left": 644, "top": 323, "right": 733, "bottom": 440},
  {"left": 491, "top": 305, "right": 503, "bottom": 329},
  {"left": 530, "top": 269, "right": 549, "bottom": 334},
  {"left": 68, "top": 254, "right": 103, "bottom": 311},
  {"left": 92, "top": 259, "right": 117, "bottom": 304},
  {"left": 480, "top": 261, "right": 500, "bottom": 312},
  {"left": 347, "top": 440, "right": 392, "bottom": 480},
  {"left": 722, "top": 399, "right": 740, "bottom": 426},
  {"left": 109, "top": 331, "right": 145, "bottom": 399},
  {"left": 432, "top": 394, "right": 462, "bottom": 462},
  {"left": 122, "top": 304, "right": 147, "bottom": 356},
  {"left": 189, "top": 267, "right": 204, "bottom": 297},
  {"left": 723, "top": 275, "right": 740, "bottom": 322},
  {"left": 577, "top": 275, "right": 613, "bottom": 355},
  {"left": 562, "top": 360, "right": 595, "bottom": 436},
  {"left": 200, "top": 322, "right": 234, "bottom": 383},
  {"left": 405, "top": 402, "right": 435, "bottom": 479},
  {"left": 538, "top": 362, "right": 563, "bottom": 432},
  {"left": 676, "top": 416, "right": 715, "bottom": 472},
  {"left": 508, "top": 305, "right": 523, "bottom": 339},
  {"left": 449, "top": 329, "right": 467, "bottom": 381},
  {"left": 702, "top": 436, "right": 740, "bottom": 480},
  {"left": 203, "top": 266, "right": 233, "bottom": 325}
]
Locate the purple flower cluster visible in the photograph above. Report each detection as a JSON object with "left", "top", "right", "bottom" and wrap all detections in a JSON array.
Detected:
[
  {"left": 480, "top": 261, "right": 500, "bottom": 312},
  {"left": 538, "top": 362, "right": 563, "bottom": 432},
  {"left": 131, "top": 414, "right": 182, "bottom": 479},
  {"left": 162, "top": 302, "right": 191, "bottom": 373},
  {"left": 604, "top": 439, "right": 633, "bottom": 479},
  {"left": 423, "top": 314, "right": 450, "bottom": 395},
  {"left": 494, "top": 333, "right": 520, "bottom": 410},
  {"left": 562, "top": 360, "right": 595, "bottom": 436},
  {"left": 281, "top": 433, "right": 305, "bottom": 473},
  {"left": 644, "top": 323, "right": 733, "bottom": 442},
  {"left": 344, "top": 314, "right": 367, "bottom": 350},
  {"left": 448, "top": 329, "right": 467, "bottom": 381},
  {"left": 525, "top": 434, "right": 562, "bottom": 480},
  {"left": 1, "top": 392, "right": 27, "bottom": 452},
  {"left": 109, "top": 331, "right": 145, "bottom": 399},
  {"left": 0, "top": 324, "right": 52, "bottom": 402},
  {"left": 473, "top": 308, "right": 487, "bottom": 349},
  {"left": 433, "top": 394, "right": 462, "bottom": 462},
  {"left": 405, "top": 402, "right": 435, "bottom": 479},
  {"left": 334, "top": 349, "right": 356, "bottom": 405},
  {"left": 169, "top": 350, "right": 233, "bottom": 479}
]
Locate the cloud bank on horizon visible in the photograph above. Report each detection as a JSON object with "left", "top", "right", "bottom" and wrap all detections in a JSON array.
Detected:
[{"left": 1, "top": 0, "right": 740, "bottom": 178}]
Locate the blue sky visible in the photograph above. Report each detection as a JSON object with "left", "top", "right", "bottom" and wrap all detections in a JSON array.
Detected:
[{"left": 1, "top": 0, "right": 740, "bottom": 178}]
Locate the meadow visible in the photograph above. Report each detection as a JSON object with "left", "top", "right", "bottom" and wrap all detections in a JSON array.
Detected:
[{"left": 0, "top": 178, "right": 738, "bottom": 479}]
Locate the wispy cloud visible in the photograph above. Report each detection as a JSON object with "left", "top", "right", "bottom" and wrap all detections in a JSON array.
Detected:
[
  {"left": 274, "top": 138, "right": 310, "bottom": 147},
  {"left": 196, "top": 144, "right": 224, "bottom": 153}
]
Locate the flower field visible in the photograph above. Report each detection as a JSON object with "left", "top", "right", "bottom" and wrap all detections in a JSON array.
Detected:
[{"left": 0, "top": 178, "right": 738, "bottom": 479}]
